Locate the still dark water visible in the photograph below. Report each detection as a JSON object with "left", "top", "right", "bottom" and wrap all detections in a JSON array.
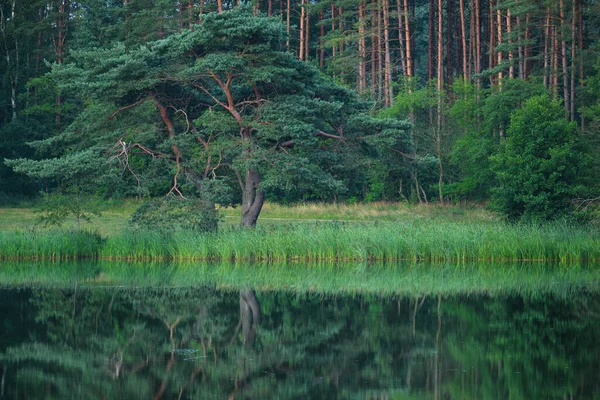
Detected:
[{"left": 1, "top": 283, "right": 599, "bottom": 399}]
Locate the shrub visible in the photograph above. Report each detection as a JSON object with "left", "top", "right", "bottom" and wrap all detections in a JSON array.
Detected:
[
  {"left": 129, "top": 196, "right": 220, "bottom": 233},
  {"left": 36, "top": 187, "right": 102, "bottom": 231},
  {"left": 490, "top": 95, "right": 588, "bottom": 221}
]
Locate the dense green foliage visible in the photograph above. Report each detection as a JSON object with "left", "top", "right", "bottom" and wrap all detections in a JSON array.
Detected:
[{"left": 491, "top": 95, "right": 587, "bottom": 220}]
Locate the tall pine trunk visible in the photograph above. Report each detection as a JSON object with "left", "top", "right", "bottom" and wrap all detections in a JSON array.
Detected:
[
  {"left": 543, "top": 7, "right": 550, "bottom": 87},
  {"left": 320, "top": 8, "right": 325, "bottom": 68},
  {"left": 428, "top": 0, "right": 434, "bottom": 81},
  {"left": 383, "top": 0, "right": 392, "bottom": 105},
  {"left": 305, "top": 2, "right": 310, "bottom": 60},
  {"left": 358, "top": 0, "right": 367, "bottom": 89},
  {"left": 507, "top": 7, "right": 514, "bottom": 79},
  {"left": 560, "top": 0, "right": 569, "bottom": 115},
  {"left": 459, "top": 0, "right": 467, "bottom": 82},
  {"left": 240, "top": 169, "right": 265, "bottom": 228},
  {"left": 300, "top": 0, "right": 305, "bottom": 60},
  {"left": 475, "top": 0, "right": 481, "bottom": 84},
  {"left": 437, "top": 0, "right": 444, "bottom": 204},
  {"left": 446, "top": 0, "right": 453, "bottom": 86},
  {"left": 403, "top": 0, "right": 412, "bottom": 77},
  {"left": 570, "top": 0, "right": 576, "bottom": 121},
  {"left": 496, "top": 3, "right": 503, "bottom": 85},
  {"left": 396, "top": 0, "right": 407, "bottom": 76}
]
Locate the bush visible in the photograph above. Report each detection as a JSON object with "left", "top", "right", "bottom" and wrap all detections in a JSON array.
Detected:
[
  {"left": 36, "top": 187, "right": 102, "bottom": 231},
  {"left": 490, "top": 95, "right": 588, "bottom": 221},
  {"left": 129, "top": 196, "right": 220, "bottom": 233}
]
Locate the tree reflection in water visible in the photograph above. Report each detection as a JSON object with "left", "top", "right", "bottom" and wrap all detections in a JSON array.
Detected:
[{"left": 0, "top": 286, "right": 599, "bottom": 399}]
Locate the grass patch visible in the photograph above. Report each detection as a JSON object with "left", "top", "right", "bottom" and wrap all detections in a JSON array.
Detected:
[
  {"left": 0, "top": 201, "right": 498, "bottom": 235},
  {"left": 219, "top": 201, "right": 498, "bottom": 223},
  {"left": 0, "top": 198, "right": 140, "bottom": 236},
  {"left": 1, "top": 220, "right": 599, "bottom": 262}
]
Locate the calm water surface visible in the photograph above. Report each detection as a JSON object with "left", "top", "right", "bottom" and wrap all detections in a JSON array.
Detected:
[{"left": 0, "top": 262, "right": 599, "bottom": 399}]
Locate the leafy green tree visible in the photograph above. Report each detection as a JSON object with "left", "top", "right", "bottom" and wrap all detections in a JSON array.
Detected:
[
  {"left": 7, "top": 8, "right": 411, "bottom": 226},
  {"left": 490, "top": 94, "right": 587, "bottom": 220},
  {"left": 447, "top": 79, "right": 547, "bottom": 201}
]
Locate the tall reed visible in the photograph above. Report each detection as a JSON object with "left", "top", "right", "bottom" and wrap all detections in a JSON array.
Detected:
[
  {"left": 0, "top": 229, "right": 103, "bottom": 260},
  {"left": 1, "top": 221, "right": 599, "bottom": 262}
]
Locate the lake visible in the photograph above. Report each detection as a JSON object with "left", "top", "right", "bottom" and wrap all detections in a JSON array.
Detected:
[{"left": 0, "top": 261, "right": 599, "bottom": 399}]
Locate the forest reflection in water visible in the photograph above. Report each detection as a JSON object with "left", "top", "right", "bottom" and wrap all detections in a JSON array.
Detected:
[{"left": 0, "top": 261, "right": 599, "bottom": 399}]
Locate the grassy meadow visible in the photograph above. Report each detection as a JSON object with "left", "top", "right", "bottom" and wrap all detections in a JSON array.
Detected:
[
  {"left": 0, "top": 201, "right": 497, "bottom": 236},
  {"left": 0, "top": 201, "right": 599, "bottom": 262}
]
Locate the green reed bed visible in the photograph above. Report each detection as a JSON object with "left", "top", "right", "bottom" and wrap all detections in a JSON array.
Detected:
[
  {"left": 101, "top": 221, "right": 600, "bottom": 262},
  {"left": 1, "top": 260, "right": 598, "bottom": 297},
  {"left": 0, "top": 229, "right": 103, "bottom": 260},
  {"left": 1, "top": 221, "right": 600, "bottom": 262}
]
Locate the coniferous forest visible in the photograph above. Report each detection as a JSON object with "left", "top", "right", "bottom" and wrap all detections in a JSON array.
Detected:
[{"left": 1, "top": 0, "right": 600, "bottom": 225}]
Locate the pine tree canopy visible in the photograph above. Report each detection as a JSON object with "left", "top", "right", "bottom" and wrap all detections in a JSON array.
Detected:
[{"left": 7, "top": 7, "right": 411, "bottom": 226}]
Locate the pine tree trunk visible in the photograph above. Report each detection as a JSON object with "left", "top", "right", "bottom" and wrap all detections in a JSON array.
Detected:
[
  {"left": 217, "top": 0, "right": 222, "bottom": 13},
  {"left": 446, "top": 0, "right": 453, "bottom": 86},
  {"left": 57, "top": 0, "right": 68, "bottom": 128},
  {"left": 570, "top": 0, "right": 576, "bottom": 121},
  {"left": 383, "top": 0, "right": 392, "bottom": 105},
  {"left": 552, "top": 25, "right": 559, "bottom": 96},
  {"left": 496, "top": 4, "right": 503, "bottom": 84},
  {"left": 36, "top": 7, "right": 44, "bottom": 75},
  {"left": 371, "top": 0, "right": 377, "bottom": 94},
  {"left": 437, "top": 0, "right": 444, "bottom": 204},
  {"left": 396, "top": 0, "right": 407, "bottom": 76},
  {"left": 6, "top": 0, "right": 18, "bottom": 121},
  {"left": 507, "top": 7, "right": 514, "bottom": 79},
  {"left": 543, "top": 8, "right": 550, "bottom": 87},
  {"left": 468, "top": 0, "right": 474, "bottom": 78},
  {"left": 338, "top": 7, "right": 344, "bottom": 55},
  {"left": 560, "top": 0, "right": 569, "bottom": 115},
  {"left": 459, "top": 0, "right": 467, "bottom": 82},
  {"left": 300, "top": 0, "right": 305, "bottom": 60},
  {"left": 305, "top": 3, "right": 310, "bottom": 60},
  {"left": 320, "top": 8, "right": 325, "bottom": 68},
  {"left": 377, "top": 0, "right": 383, "bottom": 102},
  {"left": 359, "top": 0, "right": 367, "bottom": 89},
  {"left": 475, "top": 0, "right": 481, "bottom": 80},
  {"left": 240, "top": 169, "right": 265, "bottom": 228},
  {"left": 578, "top": 0, "right": 584, "bottom": 129},
  {"left": 428, "top": 0, "right": 434, "bottom": 81},
  {"left": 404, "top": 0, "right": 412, "bottom": 77},
  {"left": 489, "top": 0, "right": 495, "bottom": 85},
  {"left": 286, "top": 0, "right": 291, "bottom": 49},
  {"left": 517, "top": 2, "right": 524, "bottom": 79},
  {"left": 524, "top": 12, "right": 530, "bottom": 78}
]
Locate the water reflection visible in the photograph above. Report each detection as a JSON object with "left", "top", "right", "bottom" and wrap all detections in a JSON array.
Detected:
[{"left": 0, "top": 286, "right": 599, "bottom": 399}]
